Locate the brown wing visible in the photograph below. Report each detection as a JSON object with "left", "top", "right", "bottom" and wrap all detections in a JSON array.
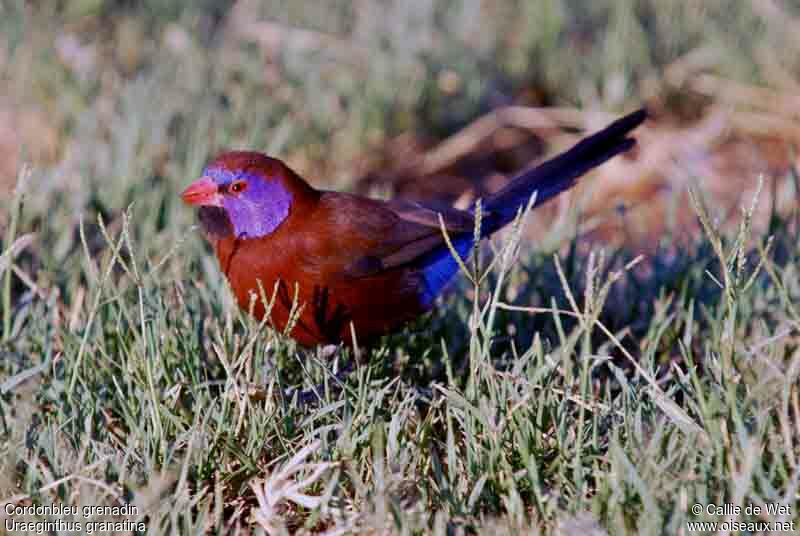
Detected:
[
  {"left": 305, "top": 193, "right": 475, "bottom": 279},
  {"left": 384, "top": 199, "right": 475, "bottom": 232}
]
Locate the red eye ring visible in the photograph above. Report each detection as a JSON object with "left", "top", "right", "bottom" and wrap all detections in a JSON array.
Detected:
[{"left": 230, "top": 180, "right": 247, "bottom": 194}]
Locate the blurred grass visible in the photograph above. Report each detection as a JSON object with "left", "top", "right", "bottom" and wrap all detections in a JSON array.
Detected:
[{"left": 1, "top": 1, "right": 799, "bottom": 534}]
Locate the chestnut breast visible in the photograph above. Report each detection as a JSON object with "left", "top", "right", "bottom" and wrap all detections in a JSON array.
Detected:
[{"left": 214, "top": 194, "right": 427, "bottom": 346}]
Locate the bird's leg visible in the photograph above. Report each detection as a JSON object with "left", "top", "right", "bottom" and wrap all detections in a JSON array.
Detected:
[
  {"left": 285, "top": 344, "right": 356, "bottom": 406},
  {"left": 319, "top": 343, "right": 338, "bottom": 360}
]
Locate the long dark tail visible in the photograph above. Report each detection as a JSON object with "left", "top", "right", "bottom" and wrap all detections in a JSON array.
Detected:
[
  {"left": 417, "top": 108, "right": 646, "bottom": 306},
  {"left": 481, "top": 108, "right": 647, "bottom": 237}
]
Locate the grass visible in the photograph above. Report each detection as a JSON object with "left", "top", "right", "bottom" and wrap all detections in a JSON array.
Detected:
[{"left": 2, "top": 1, "right": 800, "bottom": 534}]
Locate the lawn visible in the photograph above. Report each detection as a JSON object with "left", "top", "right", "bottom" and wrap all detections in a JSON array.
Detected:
[{"left": 1, "top": 1, "right": 799, "bottom": 534}]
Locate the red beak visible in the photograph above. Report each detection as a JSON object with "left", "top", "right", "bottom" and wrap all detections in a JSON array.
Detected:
[{"left": 181, "top": 177, "right": 222, "bottom": 207}]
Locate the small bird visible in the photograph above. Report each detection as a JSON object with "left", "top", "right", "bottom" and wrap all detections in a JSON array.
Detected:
[{"left": 182, "top": 109, "right": 646, "bottom": 346}]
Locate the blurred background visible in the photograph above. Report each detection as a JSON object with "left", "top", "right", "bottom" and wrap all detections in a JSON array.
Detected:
[
  {"left": 1, "top": 0, "right": 799, "bottom": 252},
  {"left": 2, "top": 3, "right": 800, "bottom": 531}
]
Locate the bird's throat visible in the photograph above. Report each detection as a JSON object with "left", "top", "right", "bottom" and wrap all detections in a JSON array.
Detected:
[{"left": 198, "top": 206, "right": 235, "bottom": 239}]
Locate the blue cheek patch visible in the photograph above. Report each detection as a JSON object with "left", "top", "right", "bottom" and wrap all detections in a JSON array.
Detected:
[
  {"left": 223, "top": 181, "right": 292, "bottom": 239},
  {"left": 418, "top": 235, "right": 473, "bottom": 307},
  {"left": 205, "top": 168, "right": 293, "bottom": 239}
]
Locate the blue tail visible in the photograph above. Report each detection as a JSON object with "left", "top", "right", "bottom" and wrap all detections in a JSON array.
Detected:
[{"left": 418, "top": 108, "right": 647, "bottom": 306}]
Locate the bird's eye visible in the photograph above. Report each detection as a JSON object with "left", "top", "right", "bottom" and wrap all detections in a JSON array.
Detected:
[{"left": 229, "top": 180, "right": 247, "bottom": 194}]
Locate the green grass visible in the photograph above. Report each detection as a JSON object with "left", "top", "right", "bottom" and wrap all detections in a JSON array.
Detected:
[{"left": 2, "top": 2, "right": 800, "bottom": 534}]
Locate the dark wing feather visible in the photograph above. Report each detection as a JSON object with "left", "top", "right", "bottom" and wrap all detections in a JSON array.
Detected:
[
  {"left": 384, "top": 199, "right": 476, "bottom": 232},
  {"left": 309, "top": 193, "right": 473, "bottom": 279}
]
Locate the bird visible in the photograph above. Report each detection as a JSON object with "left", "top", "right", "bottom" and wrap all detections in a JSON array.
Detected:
[{"left": 182, "top": 109, "right": 646, "bottom": 346}]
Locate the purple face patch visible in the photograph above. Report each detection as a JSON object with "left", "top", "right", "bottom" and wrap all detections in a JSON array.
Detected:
[{"left": 204, "top": 167, "right": 293, "bottom": 240}]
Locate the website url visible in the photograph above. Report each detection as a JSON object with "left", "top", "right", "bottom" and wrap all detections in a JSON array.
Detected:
[{"left": 687, "top": 520, "right": 796, "bottom": 532}]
